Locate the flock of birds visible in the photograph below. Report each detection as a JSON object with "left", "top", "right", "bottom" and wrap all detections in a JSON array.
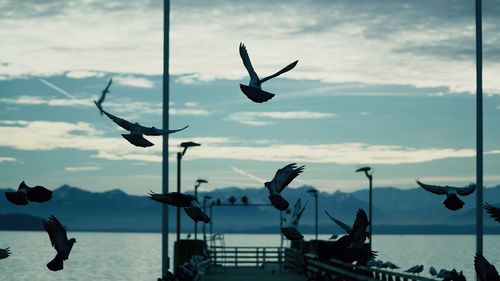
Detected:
[{"left": 1, "top": 43, "right": 500, "bottom": 281}]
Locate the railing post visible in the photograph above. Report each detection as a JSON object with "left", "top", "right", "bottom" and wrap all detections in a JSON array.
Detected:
[
  {"left": 263, "top": 248, "right": 266, "bottom": 265},
  {"left": 235, "top": 248, "right": 238, "bottom": 267},
  {"left": 256, "top": 248, "right": 259, "bottom": 267}
]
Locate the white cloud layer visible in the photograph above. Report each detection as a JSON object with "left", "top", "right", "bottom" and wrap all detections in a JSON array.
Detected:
[
  {"left": 65, "top": 166, "right": 101, "bottom": 172},
  {"left": 227, "top": 111, "right": 336, "bottom": 126},
  {"left": 0, "top": 157, "right": 17, "bottom": 163}
]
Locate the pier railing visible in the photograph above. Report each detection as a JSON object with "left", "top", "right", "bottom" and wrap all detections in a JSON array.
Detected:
[{"left": 209, "top": 246, "right": 284, "bottom": 267}]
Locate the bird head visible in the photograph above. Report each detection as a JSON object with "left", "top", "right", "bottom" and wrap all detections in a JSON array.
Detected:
[{"left": 70, "top": 238, "right": 77, "bottom": 244}]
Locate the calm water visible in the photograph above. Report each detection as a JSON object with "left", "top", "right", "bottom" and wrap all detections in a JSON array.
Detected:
[{"left": 1, "top": 231, "right": 499, "bottom": 281}]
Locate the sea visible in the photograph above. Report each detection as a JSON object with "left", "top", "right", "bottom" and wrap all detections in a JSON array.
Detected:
[{"left": 1, "top": 231, "right": 499, "bottom": 281}]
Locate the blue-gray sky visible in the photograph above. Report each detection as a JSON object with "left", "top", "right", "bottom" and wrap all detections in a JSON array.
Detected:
[{"left": 1, "top": 0, "right": 500, "bottom": 195}]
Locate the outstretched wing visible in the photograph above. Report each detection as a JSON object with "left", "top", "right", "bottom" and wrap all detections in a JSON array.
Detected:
[
  {"left": 475, "top": 252, "right": 500, "bottom": 281},
  {"left": 416, "top": 180, "right": 448, "bottom": 195},
  {"left": 289, "top": 199, "right": 307, "bottom": 227},
  {"left": 43, "top": 215, "right": 68, "bottom": 253},
  {"left": 454, "top": 183, "right": 476, "bottom": 196},
  {"left": 270, "top": 163, "right": 304, "bottom": 193},
  {"left": 239, "top": 43, "right": 259, "bottom": 82},
  {"left": 143, "top": 125, "right": 189, "bottom": 136},
  {"left": 0, "top": 247, "right": 11, "bottom": 259},
  {"left": 260, "top": 60, "right": 298, "bottom": 84},
  {"left": 351, "top": 209, "right": 369, "bottom": 245},
  {"left": 485, "top": 203, "right": 500, "bottom": 223},
  {"left": 102, "top": 78, "right": 112, "bottom": 95},
  {"left": 96, "top": 104, "right": 135, "bottom": 131},
  {"left": 325, "top": 210, "right": 352, "bottom": 233}
]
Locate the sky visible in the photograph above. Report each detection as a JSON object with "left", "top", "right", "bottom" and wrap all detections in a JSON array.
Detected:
[{"left": 1, "top": 0, "right": 500, "bottom": 195}]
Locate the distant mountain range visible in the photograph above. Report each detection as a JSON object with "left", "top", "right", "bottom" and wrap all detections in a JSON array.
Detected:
[{"left": 1, "top": 184, "right": 499, "bottom": 234}]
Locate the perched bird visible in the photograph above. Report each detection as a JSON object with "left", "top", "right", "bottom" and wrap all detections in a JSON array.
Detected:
[
  {"left": 382, "top": 261, "right": 399, "bottom": 270},
  {"left": 0, "top": 247, "right": 11, "bottom": 259},
  {"left": 157, "top": 271, "right": 177, "bottom": 281},
  {"left": 43, "top": 215, "right": 76, "bottom": 271},
  {"left": 485, "top": 203, "right": 500, "bottom": 223},
  {"left": 475, "top": 252, "right": 500, "bottom": 281},
  {"left": 430, "top": 266, "right": 438, "bottom": 276},
  {"left": 317, "top": 238, "right": 376, "bottom": 264},
  {"left": 265, "top": 163, "right": 304, "bottom": 211},
  {"left": 95, "top": 104, "right": 188, "bottom": 147},
  {"left": 405, "top": 265, "right": 424, "bottom": 274},
  {"left": 184, "top": 200, "right": 211, "bottom": 224},
  {"left": 416, "top": 180, "right": 476, "bottom": 211},
  {"left": 95, "top": 78, "right": 112, "bottom": 115},
  {"left": 239, "top": 43, "right": 298, "bottom": 103},
  {"left": 281, "top": 198, "right": 307, "bottom": 241},
  {"left": 437, "top": 269, "right": 451, "bottom": 278},
  {"left": 325, "top": 209, "right": 369, "bottom": 247},
  {"left": 148, "top": 191, "right": 196, "bottom": 208},
  {"left": 5, "top": 181, "right": 52, "bottom": 205}
]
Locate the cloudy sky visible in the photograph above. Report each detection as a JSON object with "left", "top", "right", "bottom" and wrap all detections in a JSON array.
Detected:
[{"left": 1, "top": 0, "right": 500, "bottom": 195}]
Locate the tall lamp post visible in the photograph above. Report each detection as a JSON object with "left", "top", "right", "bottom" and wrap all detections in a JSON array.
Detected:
[
  {"left": 194, "top": 179, "right": 208, "bottom": 240},
  {"left": 356, "top": 166, "right": 373, "bottom": 251},
  {"left": 202, "top": 195, "right": 212, "bottom": 243},
  {"left": 176, "top": 141, "right": 201, "bottom": 242},
  {"left": 307, "top": 188, "right": 319, "bottom": 240}
]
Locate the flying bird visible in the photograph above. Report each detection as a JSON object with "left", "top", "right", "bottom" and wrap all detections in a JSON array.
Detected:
[
  {"left": 265, "top": 163, "right": 304, "bottom": 211},
  {"left": 405, "top": 265, "right": 424, "bottom": 274},
  {"left": 43, "top": 215, "right": 76, "bottom": 271},
  {"left": 485, "top": 203, "right": 500, "bottom": 223},
  {"left": 0, "top": 247, "right": 11, "bottom": 259},
  {"left": 239, "top": 43, "right": 298, "bottom": 103},
  {"left": 5, "top": 181, "right": 52, "bottom": 205},
  {"left": 416, "top": 179, "right": 476, "bottom": 211},
  {"left": 325, "top": 209, "right": 369, "bottom": 247},
  {"left": 184, "top": 200, "right": 211, "bottom": 223},
  {"left": 95, "top": 104, "right": 188, "bottom": 147},
  {"left": 95, "top": 78, "right": 112, "bottom": 115},
  {"left": 148, "top": 191, "right": 196, "bottom": 208},
  {"left": 475, "top": 253, "right": 500, "bottom": 281},
  {"left": 281, "top": 198, "right": 307, "bottom": 241}
]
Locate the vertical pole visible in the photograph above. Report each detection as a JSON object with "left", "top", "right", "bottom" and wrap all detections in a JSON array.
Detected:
[
  {"left": 162, "top": 0, "right": 170, "bottom": 275},
  {"left": 203, "top": 198, "right": 206, "bottom": 242},
  {"left": 369, "top": 175, "right": 373, "bottom": 251},
  {"left": 315, "top": 194, "right": 318, "bottom": 240},
  {"left": 177, "top": 152, "right": 181, "bottom": 242},
  {"left": 194, "top": 187, "right": 198, "bottom": 240},
  {"left": 209, "top": 204, "right": 213, "bottom": 238},
  {"left": 475, "top": 0, "right": 483, "bottom": 257}
]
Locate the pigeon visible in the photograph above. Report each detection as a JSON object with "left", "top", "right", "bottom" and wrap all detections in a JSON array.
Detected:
[
  {"left": 430, "top": 266, "right": 438, "bottom": 276},
  {"left": 265, "top": 163, "right": 304, "bottom": 211},
  {"left": 317, "top": 238, "right": 376, "bottom": 264},
  {"left": 405, "top": 265, "right": 424, "bottom": 274},
  {"left": 157, "top": 271, "right": 177, "bottom": 281},
  {"left": 95, "top": 104, "right": 188, "bottom": 147},
  {"left": 437, "top": 269, "right": 451, "bottom": 278},
  {"left": 239, "top": 43, "right": 298, "bottom": 103},
  {"left": 382, "top": 261, "right": 399, "bottom": 270},
  {"left": 281, "top": 198, "right": 307, "bottom": 240},
  {"left": 485, "top": 203, "right": 500, "bottom": 223},
  {"left": 0, "top": 247, "right": 11, "bottom": 259},
  {"left": 325, "top": 209, "right": 369, "bottom": 247},
  {"left": 475, "top": 252, "right": 500, "bottom": 281},
  {"left": 148, "top": 191, "right": 196, "bottom": 208},
  {"left": 95, "top": 78, "right": 112, "bottom": 115},
  {"left": 5, "top": 181, "right": 52, "bottom": 205},
  {"left": 184, "top": 200, "right": 211, "bottom": 223},
  {"left": 43, "top": 215, "right": 76, "bottom": 271},
  {"left": 416, "top": 180, "right": 476, "bottom": 211}
]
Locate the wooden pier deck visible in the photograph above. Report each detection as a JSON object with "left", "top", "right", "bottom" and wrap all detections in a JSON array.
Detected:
[{"left": 205, "top": 267, "right": 305, "bottom": 281}]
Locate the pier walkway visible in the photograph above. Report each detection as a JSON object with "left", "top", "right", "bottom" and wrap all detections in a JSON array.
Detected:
[{"left": 205, "top": 267, "right": 304, "bottom": 281}]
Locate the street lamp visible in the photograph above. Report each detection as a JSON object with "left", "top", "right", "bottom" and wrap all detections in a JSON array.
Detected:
[
  {"left": 202, "top": 195, "right": 212, "bottom": 243},
  {"left": 307, "top": 188, "right": 319, "bottom": 240},
  {"left": 356, "top": 166, "right": 373, "bottom": 251},
  {"left": 176, "top": 141, "right": 201, "bottom": 242},
  {"left": 194, "top": 179, "right": 208, "bottom": 240}
]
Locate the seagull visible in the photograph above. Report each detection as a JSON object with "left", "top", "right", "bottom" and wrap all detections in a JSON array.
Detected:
[
  {"left": 5, "top": 181, "right": 52, "bottom": 205},
  {"left": 485, "top": 203, "right": 500, "bottom": 223},
  {"left": 0, "top": 247, "right": 11, "bottom": 259},
  {"left": 475, "top": 252, "right": 500, "bottom": 281},
  {"left": 43, "top": 215, "right": 76, "bottom": 271},
  {"left": 95, "top": 78, "right": 112, "bottom": 115},
  {"left": 184, "top": 200, "right": 211, "bottom": 223},
  {"left": 239, "top": 43, "right": 298, "bottom": 103},
  {"left": 148, "top": 191, "right": 196, "bottom": 208},
  {"left": 325, "top": 209, "right": 369, "bottom": 247},
  {"left": 405, "top": 265, "right": 424, "bottom": 275},
  {"left": 429, "top": 266, "right": 438, "bottom": 276},
  {"left": 281, "top": 198, "right": 307, "bottom": 241},
  {"left": 95, "top": 104, "right": 188, "bottom": 147},
  {"left": 416, "top": 179, "right": 476, "bottom": 211},
  {"left": 265, "top": 163, "right": 304, "bottom": 211}
]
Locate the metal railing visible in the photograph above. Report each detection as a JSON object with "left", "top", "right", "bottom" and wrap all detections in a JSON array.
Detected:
[{"left": 209, "top": 246, "right": 284, "bottom": 267}]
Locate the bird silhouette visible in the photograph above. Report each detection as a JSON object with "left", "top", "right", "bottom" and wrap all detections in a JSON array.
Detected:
[
  {"left": 94, "top": 78, "right": 112, "bottom": 115},
  {"left": 437, "top": 269, "right": 452, "bottom": 278},
  {"left": 0, "top": 247, "right": 11, "bottom": 259},
  {"left": 429, "top": 266, "right": 438, "bottom": 276},
  {"left": 475, "top": 252, "right": 500, "bottom": 281},
  {"left": 485, "top": 203, "right": 500, "bottom": 223},
  {"left": 382, "top": 261, "right": 399, "bottom": 270},
  {"left": 95, "top": 104, "right": 188, "bottom": 147},
  {"left": 43, "top": 215, "right": 76, "bottom": 271},
  {"left": 416, "top": 180, "right": 476, "bottom": 211},
  {"left": 184, "top": 200, "right": 211, "bottom": 223},
  {"left": 317, "top": 238, "right": 376, "bottom": 264},
  {"left": 5, "top": 181, "right": 52, "bottom": 205},
  {"left": 405, "top": 265, "right": 424, "bottom": 274},
  {"left": 239, "top": 43, "right": 298, "bottom": 103},
  {"left": 281, "top": 198, "right": 307, "bottom": 241},
  {"left": 325, "top": 209, "right": 369, "bottom": 247},
  {"left": 148, "top": 191, "right": 196, "bottom": 208},
  {"left": 265, "top": 163, "right": 304, "bottom": 211}
]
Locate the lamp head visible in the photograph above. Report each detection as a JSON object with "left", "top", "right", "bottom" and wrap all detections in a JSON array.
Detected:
[
  {"left": 356, "top": 166, "right": 373, "bottom": 178},
  {"left": 196, "top": 179, "right": 208, "bottom": 184},
  {"left": 180, "top": 141, "right": 201, "bottom": 156}
]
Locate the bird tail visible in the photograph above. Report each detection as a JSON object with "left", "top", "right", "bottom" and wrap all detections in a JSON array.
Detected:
[
  {"left": 47, "top": 255, "right": 64, "bottom": 271},
  {"left": 94, "top": 100, "right": 103, "bottom": 116},
  {"left": 5, "top": 192, "right": 28, "bottom": 205}
]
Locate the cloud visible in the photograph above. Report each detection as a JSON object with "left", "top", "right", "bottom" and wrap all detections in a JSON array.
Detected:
[
  {"left": 0, "top": 157, "right": 17, "bottom": 163},
  {"left": 114, "top": 76, "right": 155, "bottom": 88},
  {"left": 66, "top": 70, "right": 105, "bottom": 79},
  {"left": 227, "top": 111, "right": 336, "bottom": 126},
  {"left": 65, "top": 166, "right": 101, "bottom": 172}
]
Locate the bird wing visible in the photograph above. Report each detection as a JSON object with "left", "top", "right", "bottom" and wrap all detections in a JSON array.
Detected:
[
  {"left": 453, "top": 183, "right": 477, "bottom": 196},
  {"left": 43, "top": 215, "right": 68, "bottom": 253},
  {"left": 485, "top": 203, "right": 500, "bottom": 223},
  {"left": 102, "top": 78, "right": 112, "bottom": 94},
  {"left": 239, "top": 43, "right": 259, "bottom": 83},
  {"left": 475, "top": 252, "right": 500, "bottom": 281},
  {"left": 325, "top": 210, "right": 352, "bottom": 233},
  {"left": 352, "top": 209, "right": 369, "bottom": 237},
  {"left": 0, "top": 247, "right": 11, "bottom": 259},
  {"left": 97, "top": 104, "right": 135, "bottom": 131},
  {"left": 405, "top": 265, "right": 418, "bottom": 273},
  {"left": 416, "top": 180, "right": 448, "bottom": 195},
  {"left": 26, "top": 184, "right": 52, "bottom": 202},
  {"left": 142, "top": 125, "right": 189, "bottom": 136},
  {"left": 270, "top": 163, "right": 304, "bottom": 193},
  {"left": 260, "top": 60, "right": 298, "bottom": 84},
  {"left": 289, "top": 199, "right": 307, "bottom": 227}
]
